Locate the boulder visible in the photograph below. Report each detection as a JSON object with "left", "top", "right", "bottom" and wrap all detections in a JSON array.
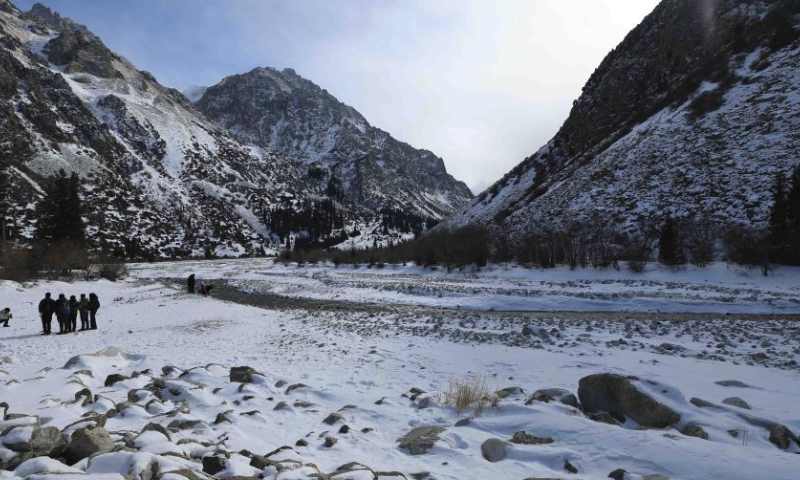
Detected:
[
  {"left": 526, "top": 388, "right": 578, "bottom": 408},
  {"left": 564, "top": 459, "right": 578, "bottom": 473},
  {"left": 715, "top": 380, "right": 750, "bottom": 388},
  {"left": 202, "top": 455, "right": 226, "bottom": 475},
  {"left": 63, "top": 427, "right": 115, "bottom": 464},
  {"left": 495, "top": 387, "right": 524, "bottom": 399},
  {"left": 29, "top": 426, "right": 69, "bottom": 457},
  {"left": 63, "top": 347, "right": 128, "bottom": 369},
  {"left": 285, "top": 383, "right": 308, "bottom": 394},
  {"left": 608, "top": 468, "right": 627, "bottom": 480},
  {"left": 510, "top": 431, "right": 554, "bottom": 445},
  {"left": 104, "top": 374, "right": 129, "bottom": 387},
  {"left": 322, "top": 412, "right": 345, "bottom": 425},
  {"left": 324, "top": 436, "right": 338, "bottom": 448},
  {"left": 722, "top": 397, "right": 751, "bottom": 410},
  {"left": 769, "top": 425, "right": 798, "bottom": 450},
  {"left": 681, "top": 424, "right": 709, "bottom": 440},
  {"left": 229, "top": 366, "right": 256, "bottom": 383},
  {"left": 578, "top": 374, "right": 680, "bottom": 428},
  {"left": 480, "top": 438, "right": 508, "bottom": 462},
  {"left": 398, "top": 426, "right": 446, "bottom": 455}
]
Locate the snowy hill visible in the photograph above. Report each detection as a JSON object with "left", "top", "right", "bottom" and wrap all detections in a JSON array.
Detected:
[
  {"left": 448, "top": 0, "right": 800, "bottom": 237},
  {"left": 196, "top": 67, "right": 474, "bottom": 219}
]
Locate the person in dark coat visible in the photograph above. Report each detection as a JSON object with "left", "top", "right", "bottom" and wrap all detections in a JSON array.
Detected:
[
  {"left": 38, "top": 293, "right": 56, "bottom": 335},
  {"left": 0, "top": 308, "right": 11, "bottom": 327},
  {"left": 78, "top": 294, "right": 90, "bottom": 330},
  {"left": 188, "top": 274, "right": 196, "bottom": 294},
  {"left": 68, "top": 295, "right": 78, "bottom": 333},
  {"left": 88, "top": 293, "right": 100, "bottom": 330},
  {"left": 55, "top": 294, "right": 69, "bottom": 334}
]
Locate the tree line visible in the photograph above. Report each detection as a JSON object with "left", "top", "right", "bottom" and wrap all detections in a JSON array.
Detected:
[{"left": 286, "top": 165, "right": 800, "bottom": 275}]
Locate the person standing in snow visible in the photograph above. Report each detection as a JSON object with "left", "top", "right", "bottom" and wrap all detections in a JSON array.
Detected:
[
  {"left": 38, "top": 292, "right": 55, "bottom": 335},
  {"left": 78, "top": 294, "right": 90, "bottom": 330},
  {"left": 0, "top": 308, "right": 12, "bottom": 327},
  {"left": 88, "top": 293, "right": 100, "bottom": 330},
  {"left": 67, "top": 295, "right": 78, "bottom": 333},
  {"left": 54, "top": 294, "right": 69, "bottom": 334},
  {"left": 188, "top": 274, "right": 196, "bottom": 294}
]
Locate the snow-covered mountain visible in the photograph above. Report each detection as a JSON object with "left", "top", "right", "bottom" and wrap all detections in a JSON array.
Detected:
[
  {"left": 0, "top": 1, "right": 319, "bottom": 257},
  {"left": 195, "top": 67, "right": 474, "bottom": 219},
  {"left": 0, "top": 1, "right": 472, "bottom": 257},
  {"left": 448, "top": 0, "right": 800, "bottom": 237}
]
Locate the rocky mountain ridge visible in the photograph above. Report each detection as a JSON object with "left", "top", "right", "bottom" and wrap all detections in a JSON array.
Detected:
[
  {"left": 448, "top": 0, "right": 800, "bottom": 239},
  {"left": 195, "top": 67, "right": 473, "bottom": 219},
  {"left": 0, "top": 1, "right": 471, "bottom": 258}
]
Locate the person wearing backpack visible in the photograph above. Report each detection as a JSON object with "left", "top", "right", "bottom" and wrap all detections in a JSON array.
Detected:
[
  {"left": 38, "top": 292, "right": 56, "bottom": 335},
  {"left": 54, "top": 294, "right": 69, "bottom": 334},
  {"left": 78, "top": 294, "right": 90, "bottom": 330},
  {"left": 88, "top": 293, "right": 100, "bottom": 330}
]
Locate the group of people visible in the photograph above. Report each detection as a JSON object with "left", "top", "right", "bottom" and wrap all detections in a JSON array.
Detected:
[
  {"left": 37, "top": 292, "right": 101, "bottom": 335},
  {"left": 187, "top": 274, "right": 214, "bottom": 296}
]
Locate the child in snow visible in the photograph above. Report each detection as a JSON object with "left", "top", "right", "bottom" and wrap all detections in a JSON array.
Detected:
[{"left": 0, "top": 308, "right": 12, "bottom": 327}]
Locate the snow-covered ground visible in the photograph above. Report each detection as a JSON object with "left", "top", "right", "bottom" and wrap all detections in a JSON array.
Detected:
[
  {"left": 1, "top": 260, "right": 799, "bottom": 479},
  {"left": 130, "top": 259, "right": 800, "bottom": 314}
]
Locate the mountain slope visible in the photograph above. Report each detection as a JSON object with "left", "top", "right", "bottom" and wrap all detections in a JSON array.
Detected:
[
  {"left": 0, "top": 1, "right": 320, "bottom": 257},
  {"left": 448, "top": 0, "right": 800, "bottom": 237},
  {"left": 195, "top": 67, "right": 473, "bottom": 219}
]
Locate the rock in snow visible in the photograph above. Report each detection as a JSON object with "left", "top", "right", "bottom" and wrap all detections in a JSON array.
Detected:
[{"left": 578, "top": 374, "right": 681, "bottom": 428}]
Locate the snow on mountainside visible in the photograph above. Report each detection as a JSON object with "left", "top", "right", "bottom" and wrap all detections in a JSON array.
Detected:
[
  {"left": 0, "top": 1, "right": 313, "bottom": 258},
  {"left": 195, "top": 67, "right": 474, "bottom": 219},
  {"left": 448, "top": 0, "right": 800, "bottom": 237}
]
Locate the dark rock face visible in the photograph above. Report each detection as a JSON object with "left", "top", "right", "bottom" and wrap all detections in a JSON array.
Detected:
[
  {"left": 578, "top": 374, "right": 681, "bottom": 428},
  {"left": 196, "top": 67, "right": 473, "bottom": 219},
  {"left": 43, "top": 29, "right": 120, "bottom": 78},
  {"left": 449, "top": 0, "right": 800, "bottom": 237}
]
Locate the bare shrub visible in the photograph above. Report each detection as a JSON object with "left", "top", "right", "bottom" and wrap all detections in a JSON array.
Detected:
[
  {"left": 86, "top": 253, "right": 128, "bottom": 281},
  {"left": 40, "top": 241, "right": 89, "bottom": 279},
  {"left": 437, "top": 375, "right": 498, "bottom": 415},
  {"left": 0, "top": 246, "right": 36, "bottom": 281}
]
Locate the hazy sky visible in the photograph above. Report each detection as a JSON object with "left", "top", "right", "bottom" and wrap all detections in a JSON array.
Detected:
[{"left": 15, "top": 0, "right": 660, "bottom": 193}]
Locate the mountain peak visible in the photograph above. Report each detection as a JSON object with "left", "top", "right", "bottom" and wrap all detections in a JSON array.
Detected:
[{"left": 197, "top": 67, "right": 473, "bottom": 218}]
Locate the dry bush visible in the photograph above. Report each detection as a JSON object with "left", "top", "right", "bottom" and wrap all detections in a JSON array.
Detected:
[
  {"left": 86, "top": 252, "right": 128, "bottom": 281},
  {"left": 0, "top": 246, "right": 36, "bottom": 281},
  {"left": 436, "top": 375, "right": 499, "bottom": 415},
  {"left": 40, "top": 241, "right": 89, "bottom": 279}
]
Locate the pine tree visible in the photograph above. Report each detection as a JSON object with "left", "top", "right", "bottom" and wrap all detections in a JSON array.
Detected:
[
  {"left": 658, "top": 215, "right": 684, "bottom": 266},
  {"left": 767, "top": 173, "right": 788, "bottom": 263},
  {"left": 0, "top": 167, "right": 9, "bottom": 244},
  {"left": 786, "top": 165, "right": 800, "bottom": 265},
  {"left": 34, "top": 169, "right": 85, "bottom": 246}
]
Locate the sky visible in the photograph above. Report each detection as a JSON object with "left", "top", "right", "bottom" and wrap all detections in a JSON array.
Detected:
[{"left": 15, "top": 0, "right": 660, "bottom": 194}]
